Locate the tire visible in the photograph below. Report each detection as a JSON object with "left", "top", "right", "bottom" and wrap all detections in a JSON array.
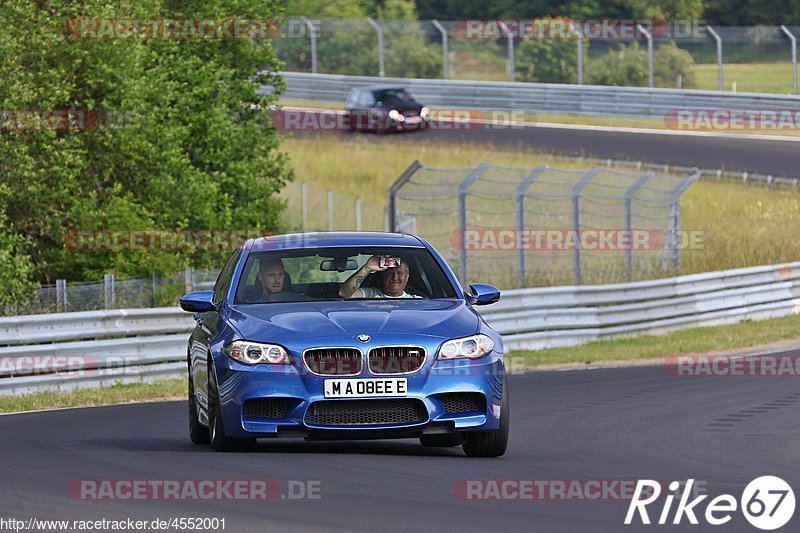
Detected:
[
  {"left": 207, "top": 358, "right": 256, "bottom": 452},
  {"left": 420, "top": 434, "right": 463, "bottom": 447},
  {"left": 188, "top": 373, "right": 210, "bottom": 444},
  {"left": 462, "top": 380, "right": 509, "bottom": 458}
]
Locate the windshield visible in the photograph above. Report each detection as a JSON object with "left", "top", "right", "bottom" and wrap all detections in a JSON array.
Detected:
[
  {"left": 372, "top": 88, "right": 417, "bottom": 106},
  {"left": 234, "top": 247, "right": 458, "bottom": 304}
]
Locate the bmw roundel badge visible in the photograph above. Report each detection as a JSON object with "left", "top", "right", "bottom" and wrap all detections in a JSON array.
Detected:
[{"left": 357, "top": 334, "right": 371, "bottom": 343}]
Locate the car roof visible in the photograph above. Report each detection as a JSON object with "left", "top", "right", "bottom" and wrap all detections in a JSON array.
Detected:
[
  {"left": 247, "top": 231, "right": 425, "bottom": 252},
  {"left": 355, "top": 85, "right": 409, "bottom": 92}
]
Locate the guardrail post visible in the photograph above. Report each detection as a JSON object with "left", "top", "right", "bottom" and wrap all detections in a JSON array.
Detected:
[
  {"left": 355, "top": 197, "right": 362, "bottom": 230},
  {"left": 570, "top": 23, "right": 584, "bottom": 85},
  {"left": 458, "top": 163, "right": 491, "bottom": 282},
  {"left": 301, "top": 181, "right": 308, "bottom": 231},
  {"left": 781, "top": 25, "right": 798, "bottom": 95},
  {"left": 706, "top": 26, "right": 723, "bottom": 91},
  {"left": 571, "top": 168, "right": 603, "bottom": 285},
  {"left": 432, "top": 20, "right": 448, "bottom": 80},
  {"left": 103, "top": 273, "right": 115, "bottom": 309},
  {"left": 624, "top": 172, "right": 654, "bottom": 281},
  {"left": 637, "top": 25, "right": 654, "bottom": 88},
  {"left": 327, "top": 190, "right": 334, "bottom": 231},
  {"left": 367, "top": 18, "right": 385, "bottom": 77},
  {"left": 56, "top": 279, "right": 67, "bottom": 312},
  {"left": 387, "top": 160, "right": 423, "bottom": 232},
  {"left": 498, "top": 22, "right": 515, "bottom": 82},
  {"left": 516, "top": 166, "right": 548, "bottom": 288}
]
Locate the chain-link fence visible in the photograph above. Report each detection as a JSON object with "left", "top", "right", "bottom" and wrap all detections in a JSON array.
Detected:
[
  {"left": 273, "top": 17, "right": 800, "bottom": 94},
  {"left": 388, "top": 161, "right": 700, "bottom": 288},
  {"left": 5, "top": 269, "right": 222, "bottom": 316},
  {"left": 283, "top": 180, "right": 386, "bottom": 232}
]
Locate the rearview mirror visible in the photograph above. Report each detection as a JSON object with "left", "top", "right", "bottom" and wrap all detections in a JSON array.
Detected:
[
  {"left": 466, "top": 284, "right": 501, "bottom": 306},
  {"left": 320, "top": 259, "right": 359, "bottom": 272}
]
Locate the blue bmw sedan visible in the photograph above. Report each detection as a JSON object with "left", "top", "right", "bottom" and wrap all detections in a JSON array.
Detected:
[{"left": 180, "top": 232, "right": 508, "bottom": 456}]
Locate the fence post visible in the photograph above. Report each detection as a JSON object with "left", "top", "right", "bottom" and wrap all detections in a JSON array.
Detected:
[
  {"left": 432, "top": 20, "right": 448, "bottom": 80},
  {"left": 570, "top": 23, "right": 584, "bottom": 85},
  {"left": 781, "top": 25, "right": 798, "bottom": 95},
  {"left": 301, "top": 181, "right": 308, "bottom": 231},
  {"left": 184, "top": 267, "right": 194, "bottom": 295},
  {"left": 498, "top": 22, "right": 515, "bottom": 82},
  {"left": 327, "top": 190, "right": 334, "bottom": 231},
  {"left": 623, "top": 172, "right": 654, "bottom": 281},
  {"left": 367, "top": 18, "right": 385, "bottom": 77},
  {"left": 515, "top": 166, "right": 548, "bottom": 288},
  {"left": 706, "top": 26, "right": 723, "bottom": 91},
  {"left": 571, "top": 168, "right": 603, "bottom": 285},
  {"left": 56, "top": 279, "right": 67, "bottom": 312},
  {"left": 355, "top": 197, "right": 362, "bottom": 230},
  {"left": 300, "top": 16, "right": 318, "bottom": 74},
  {"left": 458, "top": 164, "right": 491, "bottom": 283},
  {"left": 387, "top": 160, "right": 423, "bottom": 232},
  {"left": 665, "top": 169, "right": 701, "bottom": 273},
  {"left": 104, "top": 273, "right": 115, "bottom": 309},
  {"left": 637, "top": 25, "right": 654, "bottom": 88}
]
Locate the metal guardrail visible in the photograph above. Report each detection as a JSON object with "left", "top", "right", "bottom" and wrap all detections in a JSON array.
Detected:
[
  {"left": 1, "top": 262, "right": 799, "bottom": 394},
  {"left": 279, "top": 71, "right": 800, "bottom": 119}
]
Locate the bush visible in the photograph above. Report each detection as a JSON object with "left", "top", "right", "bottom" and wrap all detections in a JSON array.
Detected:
[
  {"left": 586, "top": 42, "right": 695, "bottom": 88},
  {"left": 0, "top": 214, "right": 37, "bottom": 311},
  {"left": 516, "top": 39, "right": 583, "bottom": 84}
]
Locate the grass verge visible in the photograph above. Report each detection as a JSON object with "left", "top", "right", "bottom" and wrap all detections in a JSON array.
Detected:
[
  {"left": 508, "top": 313, "right": 800, "bottom": 367},
  {"left": 0, "top": 378, "right": 185, "bottom": 414}
]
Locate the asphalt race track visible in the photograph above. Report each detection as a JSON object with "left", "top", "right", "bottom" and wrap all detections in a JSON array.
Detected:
[
  {"left": 290, "top": 123, "right": 800, "bottom": 177},
  {"left": 2, "top": 359, "right": 799, "bottom": 532}
]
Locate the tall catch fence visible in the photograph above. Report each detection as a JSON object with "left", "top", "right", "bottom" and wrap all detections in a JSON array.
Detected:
[
  {"left": 389, "top": 161, "right": 700, "bottom": 288},
  {"left": 273, "top": 17, "right": 800, "bottom": 94}
]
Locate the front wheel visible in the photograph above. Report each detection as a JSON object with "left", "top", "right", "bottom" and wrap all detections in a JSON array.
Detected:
[
  {"left": 188, "top": 373, "right": 210, "bottom": 444},
  {"left": 207, "top": 359, "right": 256, "bottom": 452},
  {"left": 462, "top": 380, "right": 509, "bottom": 458}
]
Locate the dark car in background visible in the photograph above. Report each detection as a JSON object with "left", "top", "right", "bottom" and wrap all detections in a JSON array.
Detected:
[{"left": 345, "top": 86, "right": 430, "bottom": 132}]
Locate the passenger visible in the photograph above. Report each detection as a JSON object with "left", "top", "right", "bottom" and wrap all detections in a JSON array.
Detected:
[{"left": 339, "top": 256, "right": 422, "bottom": 299}]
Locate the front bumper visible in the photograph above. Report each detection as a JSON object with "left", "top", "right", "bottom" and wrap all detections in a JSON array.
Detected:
[{"left": 214, "top": 354, "right": 505, "bottom": 439}]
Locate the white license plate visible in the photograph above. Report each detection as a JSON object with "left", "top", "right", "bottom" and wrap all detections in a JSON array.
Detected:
[
  {"left": 324, "top": 378, "right": 408, "bottom": 398},
  {"left": 405, "top": 116, "right": 422, "bottom": 124}
]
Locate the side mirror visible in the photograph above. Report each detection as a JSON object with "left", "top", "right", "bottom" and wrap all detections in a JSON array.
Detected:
[
  {"left": 180, "top": 290, "right": 216, "bottom": 312},
  {"left": 466, "top": 284, "right": 501, "bottom": 306}
]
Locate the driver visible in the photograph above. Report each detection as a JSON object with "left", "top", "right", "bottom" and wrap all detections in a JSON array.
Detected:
[
  {"left": 339, "top": 256, "right": 422, "bottom": 299},
  {"left": 257, "top": 256, "right": 286, "bottom": 296}
]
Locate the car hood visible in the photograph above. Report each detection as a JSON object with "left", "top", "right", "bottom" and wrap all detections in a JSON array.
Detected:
[{"left": 227, "top": 299, "right": 478, "bottom": 345}]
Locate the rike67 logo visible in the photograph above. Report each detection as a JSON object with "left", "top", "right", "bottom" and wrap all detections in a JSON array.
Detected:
[{"left": 625, "top": 477, "right": 795, "bottom": 530}]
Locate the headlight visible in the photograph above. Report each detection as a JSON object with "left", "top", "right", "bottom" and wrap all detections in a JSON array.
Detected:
[
  {"left": 420, "top": 107, "right": 430, "bottom": 118},
  {"left": 388, "top": 109, "right": 405, "bottom": 122},
  {"left": 437, "top": 334, "right": 494, "bottom": 360},
  {"left": 225, "top": 341, "right": 291, "bottom": 365}
]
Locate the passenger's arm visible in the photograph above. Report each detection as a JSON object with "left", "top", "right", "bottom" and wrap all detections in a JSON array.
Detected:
[{"left": 339, "top": 256, "right": 384, "bottom": 298}]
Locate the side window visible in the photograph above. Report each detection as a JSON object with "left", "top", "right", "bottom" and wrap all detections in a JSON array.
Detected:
[
  {"left": 359, "top": 90, "right": 374, "bottom": 107},
  {"left": 212, "top": 248, "right": 242, "bottom": 306},
  {"left": 346, "top": 90, "right": 359, "bottom": 107}
]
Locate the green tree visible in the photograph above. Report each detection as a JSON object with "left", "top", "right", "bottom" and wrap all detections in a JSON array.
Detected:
[
  {"left": 0, "top": 0, "right": 291, "bottom": 284},
  {"left": 516, "top": 39, "right": 585, "bottom": 83}
]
